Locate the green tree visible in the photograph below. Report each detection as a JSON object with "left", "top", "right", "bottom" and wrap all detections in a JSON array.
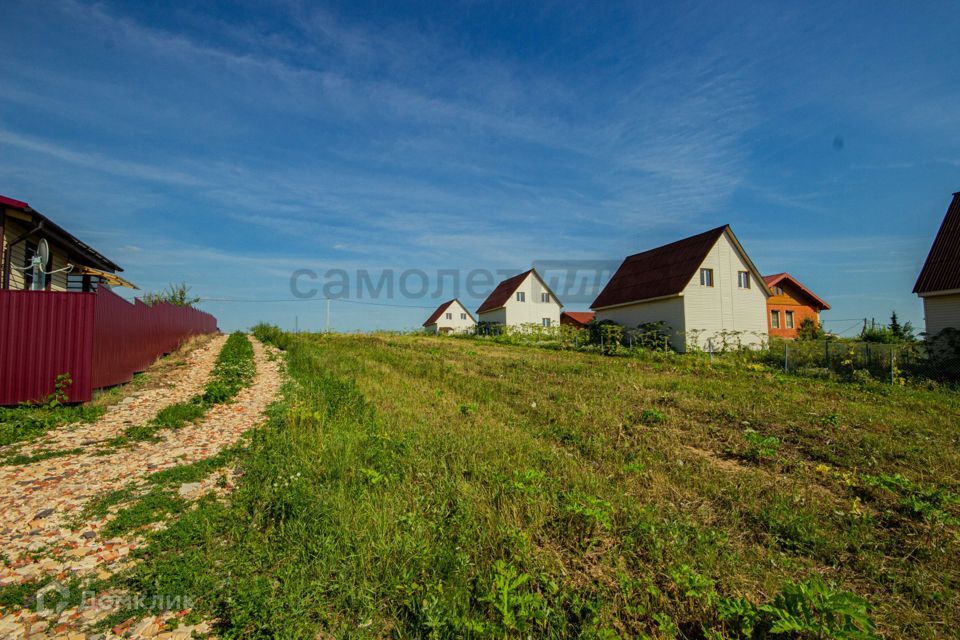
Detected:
[
  {"left": 143, "top": 282, "right": 201, "bottom": 308},
  {"left": 796, "top": 318, "right": 825, "bottom": 341}
]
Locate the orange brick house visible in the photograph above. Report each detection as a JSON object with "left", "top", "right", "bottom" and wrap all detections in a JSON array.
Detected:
[{"left": 762, "top": 273, "right": 830, "bottom": 338}]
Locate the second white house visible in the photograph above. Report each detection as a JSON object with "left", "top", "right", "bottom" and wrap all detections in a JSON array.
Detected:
[{"left": 476, "top": 269, "right": 562, "bottom": 328}]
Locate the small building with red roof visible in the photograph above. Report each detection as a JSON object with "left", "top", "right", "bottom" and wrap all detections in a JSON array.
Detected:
[
  {"left": 762, "top": 273, "right": 830, "bottom": 339},
  {"left": 423, "top": 298, "right": 476, "bottom": 334},
  {"left": 476, "top": 269, "right": 562, "bottom": 328},
  {"left": 560, "top": 311, "right": 595, "bottom": 328}
]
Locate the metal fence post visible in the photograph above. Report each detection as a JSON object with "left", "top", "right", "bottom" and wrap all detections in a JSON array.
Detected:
[
  {"left": 824, "top": 340, "right": 829, "bottom": 367},
  {"left": 708, "top": 339, "right": 714, "bottom": 363},
  {"left": 784, "top": 342, "right": 789, "bottom": 373}
]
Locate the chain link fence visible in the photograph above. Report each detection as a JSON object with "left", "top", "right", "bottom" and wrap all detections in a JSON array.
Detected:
[{"left": 726, "top": 334, "right": 960, "bottom": 384}]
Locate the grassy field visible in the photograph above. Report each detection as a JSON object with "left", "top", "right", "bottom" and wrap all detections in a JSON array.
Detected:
[{"left": 115, "top": 330, "right": 959, "bottom": 639}]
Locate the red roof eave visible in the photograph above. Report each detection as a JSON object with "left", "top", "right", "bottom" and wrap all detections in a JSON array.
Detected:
[{"left": 763, "top": 273, "right": 830, "bottom": 310}]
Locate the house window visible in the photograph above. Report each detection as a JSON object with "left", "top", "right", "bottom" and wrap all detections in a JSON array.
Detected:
[
  {"left": 785, "top": 310, "right": 795, "bottom": 329},
  {"left": 460, "top": 313, "right": 467, "bottom": 320},
  {"left": 738, "top": 271, "right": 750, "bottom": 289},
  {"left": 700, "top": 268, "right": 714, "bottom": 287},
  {"left": 770, "top": 310, "right": 780, "bottom": 329},
  {"left": 516, "top": 291, "right": 525, "bottom": 302},
  {"left": 542, "top": 318, "right": 551, "bottom": 327},
  {"left": 445, "top": 312, "right": 452, "bottom": 320},
  {"left": 773, "top": 286, "right": 784, "bottom": 296},
  {"left": 541, "top": 292, "right": 550, "bottom": 303}
]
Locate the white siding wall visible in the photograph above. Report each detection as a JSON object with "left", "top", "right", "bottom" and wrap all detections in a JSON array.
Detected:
[
  {"left": 594, "top": 297, "right": 686, "bottom": 350},
  {"left": 427, "top": 300, "right": 477, "bottom": 334},
  {"left": 681, "top": 232, "right": 768, "bottom": 350},
  {"left": 923, "top": 294, "right": 960, "bottom": 336},
  {"left": 477, "top": 307, "right": 507, "bottom": 325}
]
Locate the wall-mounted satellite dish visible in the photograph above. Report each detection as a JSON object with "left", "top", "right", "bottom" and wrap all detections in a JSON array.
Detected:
[
  {"left": 37, "top": 238, "right": 50, "bottom": 269},
  {"left": 31, "top": 238, "right": 50, "bottom": 290}
]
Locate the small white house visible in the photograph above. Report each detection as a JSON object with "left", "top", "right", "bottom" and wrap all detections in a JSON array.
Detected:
[
  {"left": 914, "top": 191, "right": 960, "bottom": 337},
  {"left": 423, "top": 299, "right": 476, "bottom": 334},
  {"left": 591, "top": 225, "right": 769, "bottom": 352},
  {"left": 476, "top": 269, "right": 562, "bottom": 328}
]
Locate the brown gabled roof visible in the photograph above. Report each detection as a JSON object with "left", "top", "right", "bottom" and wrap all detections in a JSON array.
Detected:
[
  {"left": 591, "top": 226, "right": 729, "bottom": 309},
  {"left": 423, "top": 299, "right": 473, "bottom": 326},
  {"left": 763, "top": 273, "right": 830, "bottom": 310},
  {"left": 914, "top": 192, "right": 960, "bottom": 295},
  {"left": 561, "top": 311, "right": 595, "bottom": 326},
  {"left": 476, "top": 269, "right": 533, "bottom": 314}
]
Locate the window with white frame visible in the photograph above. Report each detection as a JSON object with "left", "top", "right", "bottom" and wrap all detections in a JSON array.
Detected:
[
  {"left": 460, "top": 313, "right": 467, "bottom": 320},
  {"left": 541, "top": 292, "right": 550, "bottom": 303},
  {"left": 737, "top": 271, "right": 750, "bottom": 288},
  {"left": 770, "top": 310, "right": 780, "bottom": 328},
  {"left": 516, "top": 291, "right": 525, "bottom": 302},
  {"left": 542, "top": 317, "right": 551, "bottom": 327},
  {"left": 700, "top": 268, "right": 714, "bottom": 287},
  {"left": 445, "top": 312, "right": 452, "bottom": 320},
  {"left": 785, "top": 310, "right": 795, "bottom": 329}
]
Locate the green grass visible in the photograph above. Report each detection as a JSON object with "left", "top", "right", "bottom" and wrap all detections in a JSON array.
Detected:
[
  {"left": 102, "top": 330, "right": 958, "bottom": 638},
  {"left": 0, "top": 405, "right": 103, "bottom": 448},
  {"left": 0, "top": 446, "right": 84, "bottom": 466},
  {"left": 101, "top": 332, "right": 255, "bottom": 448},
  {"left": 76, "top": 445, "right": 243, "bottom": 533}
]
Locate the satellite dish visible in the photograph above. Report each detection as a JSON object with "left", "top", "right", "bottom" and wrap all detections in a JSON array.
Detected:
[{"left": 36, "top": 238, "right": 50, "bottom": 269}]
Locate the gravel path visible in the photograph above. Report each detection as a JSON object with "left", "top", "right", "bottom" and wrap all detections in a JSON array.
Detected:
[
  {"left": 0, "top": 338, "right": 283, "bottom": 640},
  {"left": 11, "top": 335, "right": 227, "bottom": 458}
]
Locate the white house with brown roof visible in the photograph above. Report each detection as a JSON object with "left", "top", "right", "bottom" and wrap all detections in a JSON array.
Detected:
[
  {"left": 914, "top": 192, "right": 960, "bottom": 337},
  {"left": 476, "top": 269, "right": 562, "bottom": 328},
  {"left": 591, "top": 225, "right": 769, "bottom": 352},
  {"left": 423, "top": 299, "right": 476, "bottom": 334}
]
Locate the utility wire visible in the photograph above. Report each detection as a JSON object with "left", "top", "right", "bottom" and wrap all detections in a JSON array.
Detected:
[{"left": 202, "top": 296, "right": 438, "bottom": 309}]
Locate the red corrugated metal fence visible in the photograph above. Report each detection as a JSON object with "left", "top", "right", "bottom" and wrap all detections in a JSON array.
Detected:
[{"left": 0, "top": 289, "right": 218, "bottom": 404}]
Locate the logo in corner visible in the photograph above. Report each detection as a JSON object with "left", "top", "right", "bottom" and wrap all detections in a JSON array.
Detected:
[{"left": 35, "top": 580, "right": 71, "bottom": 615}]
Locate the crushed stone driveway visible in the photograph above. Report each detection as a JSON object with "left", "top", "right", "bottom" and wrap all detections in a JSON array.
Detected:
[{"left": 0, "top": 338, "right": 282, "bottom": 639}]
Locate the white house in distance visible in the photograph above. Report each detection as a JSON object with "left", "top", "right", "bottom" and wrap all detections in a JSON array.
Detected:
[
  {"left": 423, "top": 299, "right": 476, "bottom": 334},
  {"left": 476, "top": 269, "right": 562, "bottom": 328},
  {"left": 591, "top": 225, "right": 769, "bottom": 352},
  {"left": 914, "top": 191, "right": 960, "bottom": 336}
]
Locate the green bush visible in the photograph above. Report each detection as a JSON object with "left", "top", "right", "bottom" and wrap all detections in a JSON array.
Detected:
[{"left": 719, "top": 576, "right": 878, "bottom": 639}]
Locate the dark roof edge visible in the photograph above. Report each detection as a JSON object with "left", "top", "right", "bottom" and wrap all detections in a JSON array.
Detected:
[{"left": 2, "top": 195, "right": 123, "bottom": 272}]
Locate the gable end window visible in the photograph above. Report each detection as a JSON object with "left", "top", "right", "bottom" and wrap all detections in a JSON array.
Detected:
[
  {"left": 773, "top": 286, "right": 784, "bottom": 296},
  {"left": 541, "top": 292, "right": 550, "bottom": 303},
  {"left": 699, "top": 268, "right": 714, "bottom": 287},
  {"left": 445, "top": 312, "right": 452, "bottom": 320},
  {"left": 460, "top": 313, "right": 467, "bottom": 320},
  {"left": 737, "top": 271, "right": 750, "bottom": 289},
  {"left": 516, "top": 291, "right": 525, "bottom": 302},
  {"left": 770, "top": 310, "right": 780, "bottom": 329}
]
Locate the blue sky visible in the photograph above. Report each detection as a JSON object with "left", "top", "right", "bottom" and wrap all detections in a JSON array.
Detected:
[{"left": 1, "top": 0, "right": 957, "bottom": 333}]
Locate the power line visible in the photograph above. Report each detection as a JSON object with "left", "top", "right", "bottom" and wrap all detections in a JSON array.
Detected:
[{"left": 202, "top": 296, "right": 438, "bottom": 309}]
